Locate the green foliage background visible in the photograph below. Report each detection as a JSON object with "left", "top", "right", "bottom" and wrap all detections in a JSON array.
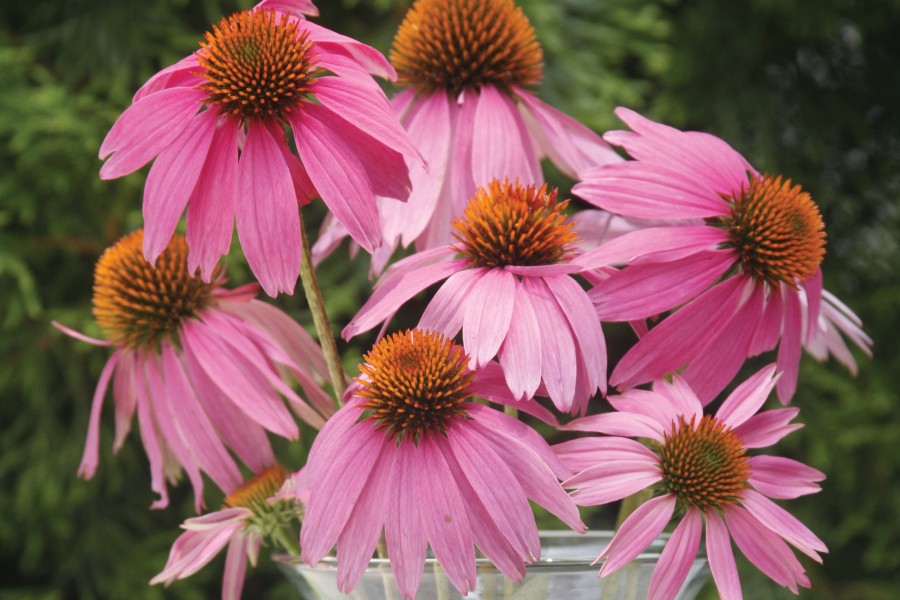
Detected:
[{"left": 1, "top": 0, "right": 897, "bottom": 598}]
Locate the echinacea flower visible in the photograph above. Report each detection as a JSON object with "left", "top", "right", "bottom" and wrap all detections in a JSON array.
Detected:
[
  {"left": 556, "top": 365, "right": 827, "bottom": 600},
  {"left": 343, "top": 180, "right": 607, "bottom": 414},
  {"left": 299, "top": 329, "right": 584, "bottom": 600},
  {"left": 573, "top": 107, "right": 870, "bottom": 402},
  {"left": 313, "top": 0, "right": 620, "bottom": 271},
  {"left": 152, "top": 465, "right": 304, "bottom": 600},
  {"left": 53, "top": 230, "right": 332, "bottom": 510},
  {"left": 99, "top": 4, "right": 420, "bottom": 295}
]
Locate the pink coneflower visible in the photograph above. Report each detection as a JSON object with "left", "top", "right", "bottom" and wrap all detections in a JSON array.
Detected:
[
  {"left": 343, "top": 180, "right": 607, "bottom": 414},
  {"left": 53, "top": 230, "right": 332, "bottom": 510},
  {"left": 152, "top": 465, "right": 304, "bottom": 600},
  {"left": 299, "top": 329, "right": 584, "bottom": 600},
  {"left": 556, "top": 365, "right": 826, "bottom": 599},
  {"left": 313, "top": 0, "right": 620, "bottom": 271},
  {"left": 573, "top": 107, "right": 869, "bottom": 403},
  {"left": 99, "top": 5, "right": 420, "bottom": 296}
]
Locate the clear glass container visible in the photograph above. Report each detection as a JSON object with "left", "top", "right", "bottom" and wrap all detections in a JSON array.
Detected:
[{"left": 277, "top": 530, "right": 709, "bottom": 600}]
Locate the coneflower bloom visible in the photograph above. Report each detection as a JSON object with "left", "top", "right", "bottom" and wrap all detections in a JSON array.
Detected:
[
  {"left": 343, "top": 180, "right": 607, "bottom": 414},
  {"left": 53, "top": 230, "right": 332, "bottom": 510},
  {"left": 99, "top": 5, "right": 420, "bottom": 296},
  {"left": 573, "top": 107, "right": 869, "bottom": 403},
  {"left": 152, "top": 465, "right": 304, "bottom": 600},
  {"left": 314, "top": 0, "right": 620, "bottom": 269},
  {"left": 299, "top": 329, "right": 584, "bottom": 600},
  {"left": 556, "top": 365, "right": 826, "bottom": 600}
]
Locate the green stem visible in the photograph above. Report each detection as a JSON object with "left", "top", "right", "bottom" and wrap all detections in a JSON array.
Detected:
[
  {"left": 298, "top": 210, "right": 347, "bottom": 408},
  {"left": 272, "top": 525, "right": 301, "bottom": 557}
]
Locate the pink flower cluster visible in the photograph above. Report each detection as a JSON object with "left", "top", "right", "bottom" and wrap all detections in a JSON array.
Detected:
[{"left": 57, "top": 1, "right": 873, "bottom": 600}]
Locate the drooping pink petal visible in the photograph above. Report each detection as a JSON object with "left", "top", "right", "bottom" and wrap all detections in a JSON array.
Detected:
[
  {"left": 51, "top": 321, "right": 113, "bottom": 346},
  {"left": 522, "top": 277, "right": 577, "bottom": 412},
  {"left": 447, "top": 92, "right": 477, "bottom": 215},
  {"left": 418, "top": 435, "right": 476, "bottom": 595},
  {"left": 133, "top": 54, "right": 203, "bottom": 102},
  {"left": 77, "top": 350, "right": 121, "bottom": 479},
  {"left": 726, "top": 505, "right": 809, "bottom": 592},
  {"left": 598, "top": 494, "right": 676, "bottom": 575},
  {"left": 186, "top": 119, "right": 239, "bottom": 281},
  {"left": 302, "top": 21, "right": 396, "bottom": 80},
  {"left": 564, "top": 461, "right": 663, "bottom": 506},
  {"left": 290, "top": 104, "right": 381, "bottom": 253},
  {"left": 802, "top": 269, "right": 823, "bottom": 345},
  {"left": 133, "top": 360, "right": 170, "bottom": 509},
  {"left": 471, "top": 85, "right": 540, "bottom": 188},
  {"left": 741, "top": 489, "right": 827, "bottom": 561},
  {"left": 648, "top": 508, "right": 702, "bottom": 600},
  {"left": 463, "top": 269, "right": 516, "bottom": 367},
  {"left": 705, "top": 511, "right": 743, "bottom": 600},
  {"left": 514, "top": 88, "right": 621, "bottom": 178},
  {"left": 418, "top": 269, "right": 480, "bottom": 339},
  {"left": 467, "top": 370, "right": 560, "bottom": 428},
  {"left": 775, "top": 286, "right": 804, "bottom": 403},
  {"left": 111, "top": 350, "right": 137, "bottom": 451},
  {"left": 748, "top": 290, "right": 785, "bottom": 356},
  {"left": 733, "top": 407, "right": 802, "bottom": 448},
  {"left": 151, "top": 509, "right": 248, "bottom": 584},
  {"left": 748, "top": 455, "right": 824, "bottom": 499},
  {"left": 222, "top": 535, "right": 249, "bottom": 600},
  {"left": 385, "top": 440, "right": 428, "bottom": 600},
  {"left": 143, "top": 109, "right": 218, "bottom": 264},
  {"left": 716, "top": 364, "right": 779, "bottom": 429},
  {"left": 99, "top": 87, "right": 205, "bottom": 179},
  {"left": 236, "top": 121, "right": 302, "bottom": 296},
  {"left": 498, "top": 283, "right": 542, "bottom": 400}
]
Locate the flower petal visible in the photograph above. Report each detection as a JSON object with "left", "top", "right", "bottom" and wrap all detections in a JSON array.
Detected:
[
  {"left": 463, "top": 269, "right": 516, "bottom": 367},
  {"left": 716, "top": 364, "right": 779, "bottom": 430},
  {"left": 598, "top": 494, "right": 676, "bottom": 575},
  {"left": 748, "top": 455, "right": 824, "bottom": 499},
  {"left": 648, "top": 508, "right": 702, "bottom": 600},
  {"left": 471, "top": 85, "right": 540, "bottom": 188},
  {"left": 77, "top": 350, "right": 121, "bottom": 479},
  {"left": 705, "top": 511, "right": 742, "bottom": 600}
]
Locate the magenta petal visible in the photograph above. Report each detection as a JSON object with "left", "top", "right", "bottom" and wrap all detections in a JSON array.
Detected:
[
  {"left": 290, "top": 104, "right": 381, "bottom": 253},
  {"left": 565, "top": 461, "right": 662, "bottom": 506},
  {"left": 133, "top": 54, "right": 202, "bottom": 102},
  {"left": 498, "top": 283, "right": 542, "bottom": 400},
  {"left": 419, "top": 269, "right": 480, "bottom": 339},
  {"left": 733, "top": 408, "right": 802, "bottom": 449},
  {"left": 563, "top": 412, "right": 664, "bottom": 442},
  {"left": 77, "top": 350, "right": 121, "bottom": 479},
  {"left": 554, "top": 437, "right": 658, "bottom": 474},
  {"left": 776, "top": 287, "right": 804, "bottom": 403},
  {"left": 598, "top": 494, "right": 676, "bottom": 575},
  {"left": 741, "top": 489, "right": 826, "bottom": 561},
  {"left": 650, "top": 378, "right": 703, "bottom": 425},
  {"left": 385, "top": 440, "right": 428, "bottom": 599},
  {"left": 648, "top": 508, "right": 702, "bottom": 600},
  {"left": 463, "top": 269, "right": 516, "bottom": 367},
  {"left": 705, "top": 511, "right": 743, "bottom": 600},
  {"left": 302, "top": 21, "right": 395, "bottom": 80},
  {"left": 471, "top": 85, "right": 540, "bottom": 188},
  {"left": 573, "top": 224, "right": 726, "bottom": 268},
  {"left": 186, "top": 119, "right": 239, "bottom": 281},
  {"left": 748, "top": 455, "right": 824, "bottom": 499},
  {"left": 236, "top": 121, "right": 302, "bottom": 296},
  {"left": 803, "top": 269, "right": 823, "bottom": 345},
  {"left": 726, "top": 505, "right": 809, "bottom": 592},
  {"left": 466, "top": 402, "right": 565, "bottom": 473},
  {"left": 143, "top": 109, "right": 217, "bottom": 263},
  {"left": 716, "top": 364, "right": 779, "bottom": 430},
  {"left": 467, "top": 372, "right": 560, "bottom": 428},
  {"left": 99, "top": 87, "right": 205, "bottom": 179}
]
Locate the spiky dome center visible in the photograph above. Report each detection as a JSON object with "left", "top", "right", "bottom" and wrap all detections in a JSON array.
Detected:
[
  {"left": 658, "top": 415, "right": 749, "bottom": 512},
  {"left": 224, "top": 465, "right": 288, "bottom": 510},
  {"left": 198, "top": 9, "right": 315, "bottom": 121},
  {"left": 722, "top": 174, "right": 826, "bottom": 288},
  {"left": 356, "top": 329, "right": 475, "bottom": 444},
  {"left": 93, "top": 230, "right": 219, "bottom": 350},
  {"left": 390, "top": 0, "right": 543, "bottom": 96},
  {"left": 452, "top": 180, "right": 577, "bottom": 268}
]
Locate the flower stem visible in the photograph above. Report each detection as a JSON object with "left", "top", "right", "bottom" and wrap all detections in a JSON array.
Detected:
[
  {"left": 298, "top": 209, "right": 346, "bottom": 408},
  {"left": 272, "top": 525, "right": 301, "bottom": 557}
]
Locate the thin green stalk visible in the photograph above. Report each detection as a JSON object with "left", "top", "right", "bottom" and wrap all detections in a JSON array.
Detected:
[
  {"left": 298, "top": 210, "right": 347, "bottom": 408},
  {"left": 272, "top": 525, "right": 301, "bottom": 557}
]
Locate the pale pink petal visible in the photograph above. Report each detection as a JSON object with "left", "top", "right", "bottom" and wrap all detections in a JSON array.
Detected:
[
  {"left": 471, "top": 85, "right": 540, "bottom": 188},
  {"left": 593, "top": 252, "right": 734, "bottom": 321},
  {"left": 133, "top": 360, "right": 170, "bottom": 509},
  {"left": 741, "top": 489, "right": 826, "bottom": 561},
  {"left": 143, "top": 109, "right": 217, "bottom": 263},
  {"left": 336, "top": 443, "right": 398, "bottom": 592},
  {"left": 650, "top": 377, "right": 703, "bottom": 425},
  {"left": 99, "top": 87, "right": 205, "bottom": 179},
  {"left": 385, "top": 440, "right": 428, "bottom": 599},
  {"left": 726, "top": 505, "right": 810, "bottom": 592},
  {"left": 733, "top": 407, "right": 802, "bottom": 448},
  {"left": 498, "top": 283, "right": 542, "bottom": 400},
  {"left": 463, "top": 269, "right": 516, "bottom": 367},
  {"left": 716, "top": 364, "right": 779, "bottom": 429},
  {"left": 222, "top": 535, "right": 249, "bottom": 600},
  {"left": 343, "top": 259, "right": 467, "bottom": 339},
  {"left": 705, "top": 511, "right": 743, "bottom": 600},
  {"left": 77, "top": 350, "right": 121, "bottom": 479},
  {"left": 51, "top": 321, "right": 113, "bottom": 346},
  {"left": 648, "top": 508, "right": 702, "bottom": 600},
  {"left": 575, "top": 225, "right": 728, "bottom": 270},
  {"left": 514, "top": 89, "right": 620, "bottom": 178},
  {"left": 418, "top": 435, "right": 476, "bottom": 595},
  {"left": 776, "top": 286, "right": 803, "bottom": 403},
  {"left": 554, "top": 437, "right": 659, "bottom": 474},
  {"left": 503, "top": 263, "right": 583, "bottom": 277},
  {"left": 564, "top": 461, "right": 663, "bottom": 506},
  {"left": 562, "top": 412, "right": 664, "bottom": 443},
  {"left": 598, "top": 494, "right": 676, "bottom": 575},
  {"left": 607, "top": 389, "right": 680, "bottom": 430},
  {"left": 418, "top": 269, "right": 480, "bottom": 339},
  {"left": 470, "top": 419, "right": 585, "bottom": 533},
  {"left": 522, "top": 277, "right": 577, "bottom": 412},
  {"left": 448, "top": 92, "right": 477, "bottom": 215},
  {"left": 236, "top": 121, "right": 302, "bottom": 296},
  {"left": 748, "top": 455, "right": 824, "bottom": 499},
  {"left": 186, "top": 119, "right": 239, "bottom": 281},
  {"left": 575, "top": 161, "right": 731, "bottom": 219},
  {"left": 290, "top": 104, "right": 381, "bottom": 253},
  {"left": 111, "top": 350, "right": 137, "bottom": 451},
  {"left": 151, "top": 511, "right": 246, "bottom": 584}
]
